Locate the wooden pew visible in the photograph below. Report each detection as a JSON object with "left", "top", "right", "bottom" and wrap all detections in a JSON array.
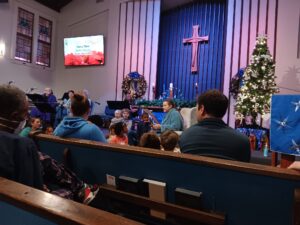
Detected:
[
  {"left": 33, "top": 134, "right": 300, "bottom": 225},
  {"left": 0, "top": 177, "right": 143, "bottom": 225},
  {"left": 98, "top": 184, "right": 225, "bottom": 225}
]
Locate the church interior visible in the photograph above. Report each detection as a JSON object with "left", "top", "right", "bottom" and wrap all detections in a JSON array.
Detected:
[{"left": 0, "top": 0, "right": 300, "bottom": 224}]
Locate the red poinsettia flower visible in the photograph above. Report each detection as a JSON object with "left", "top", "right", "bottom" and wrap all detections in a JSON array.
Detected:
[{"left": 65, "top": 53, "right": 75, "bottom": 65}]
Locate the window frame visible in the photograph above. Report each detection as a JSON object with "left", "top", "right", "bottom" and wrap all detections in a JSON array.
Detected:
[{"left": 11, "top": 1, "right": 56, "bottom": 70}]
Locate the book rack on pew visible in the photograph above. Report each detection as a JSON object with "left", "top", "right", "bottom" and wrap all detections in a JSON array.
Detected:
[
  {"left": 97, "top": 184, "right": 225, "bottom": 225},
  {"left": 32, "top": 134, "right": 300, "bottom": 225},
  {"left": 0, "top": 177, "right": 142, "bottom": 225}
]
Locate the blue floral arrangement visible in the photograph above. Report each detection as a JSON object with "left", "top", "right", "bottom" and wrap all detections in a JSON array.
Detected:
[{"left": 230, "top": 68, "right": 245, "bottom": 99}]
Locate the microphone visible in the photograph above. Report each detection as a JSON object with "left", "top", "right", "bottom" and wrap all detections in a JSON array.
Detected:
[
  {"left": 94, "top": 101, "right": 101, "bottom": 105},
  {"left": 27, "top": 87, "right": 37, "bottom": 93}
]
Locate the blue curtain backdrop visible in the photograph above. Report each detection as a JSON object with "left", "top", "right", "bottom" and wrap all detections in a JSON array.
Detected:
[{"left": 156, "top": 0, "right": 227, "bottom": 100}]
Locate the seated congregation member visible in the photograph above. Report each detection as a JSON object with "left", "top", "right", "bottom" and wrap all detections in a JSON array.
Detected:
[
  {"left": 44, "top": 124, "right": 54, "bottom": 135},
  {"left": 82, "top": 89, "right": 93, "bottom": 115},
  {"left": 30, "top": 87, "right": 57, "bottom": 126},
  {"left": 54, "top": 93, "right": 106, "bottom": 142},
  {"left": 108, "top": 122, "right": 128, "bottom": 145},
  {"left": 139, "top": 132, "right": 161, "bottom": 150},
  {"left": 110, "top": 109, "right": 123, "bottom": 125},
  {"left": 123, "top": 93, "right": 139, "bottom": 117},
  {"left": 19, "top": 117, "right": 42, "bottom": 137},
  {"left": 128, "top": 112, "right": 152, "bottom": 146},
  {"left": 152, "top": 99, "right": 183, "bottom": 132},
  {"left": 0, "top": 85, "right": 99, "bottom": 203},
  {"left": 122, "top": 108, "right": 132, "bottom": 130},
  {"left": 179, "top": 90, "right": 251, "bottom": 162},
  {"left": 0, "top": 84, "right": 43, "bottom": 189},
  {"left": 160, "top": 130, "right": 180, "bottom": 153},
  {"left": 106, "top": 123, "right": 116, "bottom": 141},
  {"left": 63, "top": 90, "right": 75, "bottom": 115}
]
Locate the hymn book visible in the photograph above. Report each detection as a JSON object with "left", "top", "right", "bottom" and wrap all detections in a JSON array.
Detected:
[
  {"left": 175, "top": 187, "right": 202, "bottom": 209},
  {"left": 142, "top": 178, "right": 166, "bottom": 219}
]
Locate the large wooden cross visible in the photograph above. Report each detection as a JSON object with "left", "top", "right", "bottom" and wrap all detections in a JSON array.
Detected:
[{"left": 183, "top": 25, "right": 209, "bottom": 73}]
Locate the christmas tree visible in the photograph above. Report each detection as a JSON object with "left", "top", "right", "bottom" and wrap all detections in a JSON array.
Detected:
[{"left": 235, "top": 35, "right": 279, "bottom": 121}]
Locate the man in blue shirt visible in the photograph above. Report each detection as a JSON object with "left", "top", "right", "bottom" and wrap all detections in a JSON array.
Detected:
[{"left": 180, "top": 90, "right": 250, "bottom": 162}]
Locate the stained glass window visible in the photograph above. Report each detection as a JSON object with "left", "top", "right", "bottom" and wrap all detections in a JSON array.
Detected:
[
  {"left": 36, "top": 17, "right": 52, "bottom": 67},
  {"left": 15, "top": 8, "right": 34, "bottom": 62}
]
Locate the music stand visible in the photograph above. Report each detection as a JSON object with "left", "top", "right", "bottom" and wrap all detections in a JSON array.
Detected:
[
  {"left": 27, "top": 94, "right": 56, "bottom": 114},
  {"left": 107, "top": 100, "right": 130, "bottom": 110}
]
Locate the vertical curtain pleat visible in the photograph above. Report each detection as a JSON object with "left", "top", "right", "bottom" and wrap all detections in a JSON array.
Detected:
[{"left": 157, "top": 0, "right": 226, "bottom": 100}]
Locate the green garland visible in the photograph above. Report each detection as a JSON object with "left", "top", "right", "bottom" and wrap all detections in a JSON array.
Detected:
[{"left": 137, "top": 99, "right": 197, "bottom": 108}]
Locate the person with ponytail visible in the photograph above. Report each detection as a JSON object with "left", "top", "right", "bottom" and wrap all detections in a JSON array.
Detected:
[{"left": 54, "top": 93, "right": 106, "bottom": 143}]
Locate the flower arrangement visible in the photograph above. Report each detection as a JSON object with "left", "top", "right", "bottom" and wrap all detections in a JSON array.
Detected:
[
  {"left": 64, "top": 51, "right": 104, "bottom": 66},
  {"left": 230, "top": 68, "right": 245, "bottom": 99},
  {"left": 122, "top": 72, "right": 147, "bottom": 99}
]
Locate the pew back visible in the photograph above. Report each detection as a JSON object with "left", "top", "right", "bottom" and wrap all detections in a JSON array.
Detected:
[
  {"left": 34, "top": 134, "right": 300, "bottom": 225},
  {"left": 0, "top": 177, "right": 143, "bottom": 225}
]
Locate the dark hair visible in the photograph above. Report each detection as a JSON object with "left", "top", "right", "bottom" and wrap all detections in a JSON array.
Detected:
[
  {"left": 114, "top": 122, "right": 125, "bottom": 136},
  {"left": 197, "top": 90, "right": 228, "bottom": 118},
  {"left": 0, "top": 84, "right": 27, "bottom": 119},
  {"left": 71, "top": 93, "right": 90, "bottom": 116},
  {"left": 30, "top": 117, "right": 41, "bottom": 125},
  {"left": 163, "top": 99, "right": 175, "bottom": 108},
  {"left": 139, "top": 132, "right": 161, "bottom": 150},
  {"left": 141, "top": 112, "right": 149, "bottom": 119},
  {"left": 160, "top": 130, "right": 179, "bottom": 151},
  {"left": 68, "top": 90, "right": 75, "bottom": 94}
]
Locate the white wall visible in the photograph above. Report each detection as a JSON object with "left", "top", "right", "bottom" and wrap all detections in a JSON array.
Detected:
[
  {"left": 0, "top": 0, "right": 58, "bottom": 93},
  {"left": 276, "top": 0, "right": 300, "bottom": 94},
  {"left": 224, "top": 0, "right": 300, "bottom": 127},
  {"left": 53, "top": 0, "right": 161, "bottom": 113}
]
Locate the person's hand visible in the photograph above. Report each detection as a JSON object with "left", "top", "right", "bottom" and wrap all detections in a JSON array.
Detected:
[
  {"left": 152, "top": 124, "right": 161, "bottom": 130},
  {"left": 288, "top": 161, "right": 300, "bottom": 171},
  {"left": 43, "top": 185, "right": 50, "bottom": 192}
]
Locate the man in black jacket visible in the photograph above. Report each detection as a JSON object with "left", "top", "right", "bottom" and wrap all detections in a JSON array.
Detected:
[
  {"left": 0, "top": 84, "right": 43, "bottom": 189},
  {"left": 180, "top": 90, "right": 251, "bottom": 162},
  {"left": 0, "top": 85, "right": 98, "bottom": 204}
]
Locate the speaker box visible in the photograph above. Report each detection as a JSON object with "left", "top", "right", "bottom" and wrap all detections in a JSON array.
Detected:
[{"left": 0, "top": 0, "right": 9, "bottom": 3}]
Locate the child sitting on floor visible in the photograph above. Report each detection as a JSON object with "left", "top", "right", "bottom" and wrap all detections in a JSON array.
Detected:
[
  {"left": 109, "top": 122, "right": 128, "bottom": 145},
  {"left": 160, "top": 130, "right": 180, "bottom": 153},
  {"left": 110, "top": 109, "right": 123, "bottom": 125},
  {"left": 122, "top": 108, "right": 132, "bottom": 130},
  {"left": 139, "top": 132, "right": 161, "bottom": 150}
]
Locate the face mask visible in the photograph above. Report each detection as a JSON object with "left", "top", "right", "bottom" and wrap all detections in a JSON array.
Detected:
[{"left": 14, "top": 120, "right": 27, "bottom": 134}]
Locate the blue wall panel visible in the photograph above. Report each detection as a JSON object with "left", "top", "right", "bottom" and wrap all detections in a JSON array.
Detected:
[{"left": 157, "top": 0, "right": 226, "bottom": 100}]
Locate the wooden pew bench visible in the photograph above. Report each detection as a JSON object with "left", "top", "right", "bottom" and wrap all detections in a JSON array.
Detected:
[
  {"left": 0, "top": 177, "right": 143, "bottom": 225},
  {"left": 33, "top": 134, "right": 300, "bottom": 225},
  {"left": 97, "top": 184, "right": 225, "bottom": 225}
]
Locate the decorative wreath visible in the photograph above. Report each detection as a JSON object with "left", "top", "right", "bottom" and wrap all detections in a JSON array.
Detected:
[
  {"left": 230, "top": 68, "right": 245, "bottom": 99},
  {"left": 122, "top": 72, "right": 147, "bottom": 99}
]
